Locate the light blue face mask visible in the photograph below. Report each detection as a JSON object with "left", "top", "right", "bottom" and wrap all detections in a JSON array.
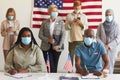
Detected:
[
  {"left": 106, "top": 16, "right": 113, "bottom": 22},
  {"left": 8, "top": 16, "right": 14, "bottom": 20},
  {"left": 51, "top": 12, "right": 58, "bottom": 19},
  {"left": 21, "top": 37, "right": 31, "bottom": 45},
  {"left": 84, "top": 37, "right": 93, "bottom": 46}
]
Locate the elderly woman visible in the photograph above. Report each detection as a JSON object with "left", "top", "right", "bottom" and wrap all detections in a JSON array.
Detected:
[
  {"left": 5, "top": 27, "right": 47, "bottom": 75},
  {"left": 38, "top": 4, "right": 65, "bottom": 73},
  {"left": 96, "top": 9, "right": 120, "bottom": 74}
]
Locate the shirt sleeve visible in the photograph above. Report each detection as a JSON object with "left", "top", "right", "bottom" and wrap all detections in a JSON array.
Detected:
[
  {"left": 14, "top": 20, "right": 20, "bottom": 36},
  {"left": 28, "top": 47, "right": 47, "bottom": 72},
  {"left": 4, "top": 49, "right": 15, "bottom": 72},
  {"left": 65, "top": 14, "right": 72, "bottom": 30},
  {"left": 38, "top": 21, "right": 50, "bottom": 43}
]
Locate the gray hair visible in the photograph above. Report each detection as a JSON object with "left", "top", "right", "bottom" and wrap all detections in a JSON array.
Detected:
[{"left": 48, "top": 4, "right": 58, "bottom": 13}]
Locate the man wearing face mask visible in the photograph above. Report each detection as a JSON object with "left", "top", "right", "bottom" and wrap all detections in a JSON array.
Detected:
[
  {"left": 96, "top": 9, "right": 120, "bottom": 74},
  {"left": 39, "top": 4, "right": 65, "bottom": 73},
  {"left": 75, "top": 29, "right": 109, "bottom": 76},
  {"left": 65, "top": 0, "right": 88, "bottom": 66}
]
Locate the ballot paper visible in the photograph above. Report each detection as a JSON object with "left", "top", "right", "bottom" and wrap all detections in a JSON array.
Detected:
[
  {"left": 59, "top": 76, "right": 79, "bottom": 80},
  {"left": 81, "top": 73, "right": 99, "bottom": 79},
  {"left": 5, "top": 73, "right": 32, "bottom": 79},
  {"left": 33, "top": 74, "right": 52, "bottom": 80}
]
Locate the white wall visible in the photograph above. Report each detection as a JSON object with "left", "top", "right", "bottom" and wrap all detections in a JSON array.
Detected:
[{"left": 0, "top": 0, "right": 120, "bottom": 71}]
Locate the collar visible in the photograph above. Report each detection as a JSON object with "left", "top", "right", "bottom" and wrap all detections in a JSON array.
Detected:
[
  {"left": 18, "top": 42, "right": 34, "bottom": 50},
  {"left": 83, "top": 42, "right": 95, "bottom": 49}
]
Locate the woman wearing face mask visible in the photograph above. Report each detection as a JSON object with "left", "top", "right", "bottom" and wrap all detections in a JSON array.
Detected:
[
  {"left": 96, "top": 9, "right": 120, "bottom": 74},
  {"left": 38, "top": 4, "right": 65, "bottom": 73},
  {"left": 1, "top": 8, "right": 20, "bottom": 61},
  {"left": 5, "top": 27, "right": 47, "bottom": 75}
]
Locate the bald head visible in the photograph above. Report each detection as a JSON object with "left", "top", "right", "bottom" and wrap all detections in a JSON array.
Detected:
[{"left": 84, "top": 29, "right": 94, "bottom": 38}]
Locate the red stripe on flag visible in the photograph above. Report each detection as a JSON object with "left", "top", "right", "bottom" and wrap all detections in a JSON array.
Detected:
[
  {"left": 89, "top": 25, "right": 98, "bottom": 29},
  {"left": 82, "top": 5, "right": 102, "bottom": 9},
  {"left": 88, "top": 19, "right": 102, "bottom": 22},
  {"left": 84, "top": 12, "right": 102, "bottom": 15},
  {"left": 32, "top": 25, "right": 41, "bottom": 28},
  {"left": 62, "top": 7, "right": 73, "bottom": 10},
  {"left": 81, "top": 0, "right": 102, "bottom": 2},
  {"left": 33, "top": 11, "right": 49, "bottom": 15},
  {"left": 33, "top": 18, "right": 45, "bottom": 21},
  {"left": 63, "top": 0, "right": 74, "bottom": 3}
]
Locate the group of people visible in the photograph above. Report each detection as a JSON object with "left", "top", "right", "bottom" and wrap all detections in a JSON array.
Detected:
[{"left": 1, "top": 0, "right": 120, "bottom": 76}]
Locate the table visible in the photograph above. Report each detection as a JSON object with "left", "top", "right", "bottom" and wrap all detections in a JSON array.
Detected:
[{"left": 0, "top": 72, "right": 120, "bottom": 80}]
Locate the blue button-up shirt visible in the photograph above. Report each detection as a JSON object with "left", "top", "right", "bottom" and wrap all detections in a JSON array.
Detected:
[{"left": 75, "top": 41, "right": 106, "bottom": 72}]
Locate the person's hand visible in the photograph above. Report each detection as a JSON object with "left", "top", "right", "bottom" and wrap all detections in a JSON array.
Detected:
[
  {"left": 102, "top": 69, "right": 109, "bottom": 78},
  {"left": 81, "top": 70, "right": 89, "bottom": 76},
  {"left": 93, "top": 71, "right": 102, "bottom": 76},
  {"left": 49, "top": 38, "right": 55, "bottom": 44},
  {"left": 105, "top": 45, "right": 110, "bottom": 51},
  {"left": 6, "top": 27, "right": 16, "bottom": 32},
  {"left": 53, "top": 46, "right": 60, "bottom": 51},
  {"left": 17, "top": 69, "right": 29, "bottom": 73},
  {"left": 1, "top": 31, "right": 7, "bottom": 36},
  {"left": 8, "top": 69, "right": 17, "bottom": 75},
  {"left": 69, "top": 19, "right": 76, "bottom": 26},
  {"left": 76, "top": 19, "right": 83, "bottom": 27}
]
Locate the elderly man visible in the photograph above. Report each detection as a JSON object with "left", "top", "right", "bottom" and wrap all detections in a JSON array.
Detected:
[{"left": 75, "top": 29, "right": 109, "bottom": 76}]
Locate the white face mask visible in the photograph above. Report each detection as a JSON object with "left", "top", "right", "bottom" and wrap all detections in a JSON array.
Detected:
[
  {"left": 74, "top": 10, "right": 80, "bottom": 13},
  {"left": 106, "top": 16, "right": 113, "bottom": 22}
]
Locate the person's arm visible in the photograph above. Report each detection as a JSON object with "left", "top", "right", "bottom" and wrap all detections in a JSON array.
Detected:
[
  {"left": 1, "top": 21, "right": 7, "bottom": 37},
  {"left": 75, "top": 46, "right": 89, "bottom": 76},
  {"left": 59, "top": 20, "right": 66, "bottom": 49},
  {"left": 75, "top": 56, "right": 83, "bottom": 73},
  {"left": 77, "top": 14, "right": 88, "bottom": 31},
  {"left": 108, "top": 25, "right": 120, "bottom": 50},
  {"left": 14, "top": 20, "right": 20, "bottom": 36},
  {"left": 75, "top": 56, "right": 89, "bottom": 76},
  {"left": 38, "top": 21, "right": 50, "bottom": 43},
  {"left": 96, "top": 24, "right": 105, "bottom": 43},
  {"left": 27, "top": 47, "right": 47, "bottom": 72},
  {"left": 102, "top": 54, "right": 109, "bottom": 70},
  {"left": 65, "top": 14, "right": 72, "bottom": 30},
  {"left": 5, "top": 49, "right": 17, "bottom": 75}
]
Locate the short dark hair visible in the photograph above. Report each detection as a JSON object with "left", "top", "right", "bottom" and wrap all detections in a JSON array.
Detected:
[{"left": 73, "top": 0, "right": 81, "bottom": 7}]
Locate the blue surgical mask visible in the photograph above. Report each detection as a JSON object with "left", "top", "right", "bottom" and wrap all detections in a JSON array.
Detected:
[
  {"left": 51, "top": 12, "right": 58, "bottom": 19},
  {"left": 8, "top": 16, "right": 14, "bottom": 20},
  {"left": 84, "top": 37, "right": 93, "bottom": 46},
  {"left": 21, "top": 37, "right": 31, "bottom": 45},
  {"left": 106, "top": 16, "right": 113, "bottom": 22}
]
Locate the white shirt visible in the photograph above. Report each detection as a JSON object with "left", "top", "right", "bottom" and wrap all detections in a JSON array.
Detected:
[{"left": 50, "top": 21, "right": 55, "bottom": 36}]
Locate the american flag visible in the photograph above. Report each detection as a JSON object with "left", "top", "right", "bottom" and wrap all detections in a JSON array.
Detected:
[
  {"left": 31, "top": 0, "right": 102, "bottom": 29},
  {"left": 46, "top": 52, "right": 50, "bottom": 73},
  {"left": 64, "top": 53, "right": 72, "bottom": 72}
]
